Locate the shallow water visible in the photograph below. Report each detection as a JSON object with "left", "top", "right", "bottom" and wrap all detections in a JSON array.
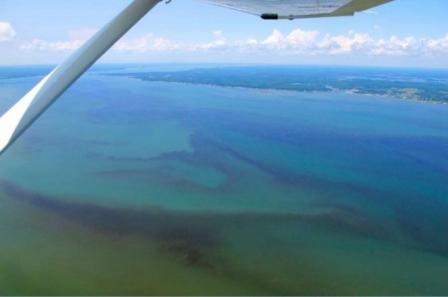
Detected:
[{"left": 0, "top": 65, "right": 448, "bottom": 295}]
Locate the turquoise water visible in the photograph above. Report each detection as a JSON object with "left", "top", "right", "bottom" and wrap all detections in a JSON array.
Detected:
[{"left": 0, "top": 65, "right": 448, "bottom": 295}]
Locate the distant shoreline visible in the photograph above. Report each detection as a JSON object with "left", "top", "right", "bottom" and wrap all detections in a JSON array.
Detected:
[{"left": 2, "top": 64, "right": 448, "bottom": 103}]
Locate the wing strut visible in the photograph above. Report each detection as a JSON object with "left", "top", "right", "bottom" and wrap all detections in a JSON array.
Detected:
[{"left": 0, "top": 0, "right": 161, "bottom": 154}]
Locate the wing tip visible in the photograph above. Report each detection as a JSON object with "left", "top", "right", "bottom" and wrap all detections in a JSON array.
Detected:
[
  {"left": 0, "top": 135, "right": 11, "bottom": 156},
  {"left": 0, "top": 122, "right": 13, "bottom": 156}
]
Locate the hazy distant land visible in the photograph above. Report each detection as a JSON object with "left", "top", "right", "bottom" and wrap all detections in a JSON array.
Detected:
[{"left": 106, "top": 65, "right": 448, "bottom": 103}]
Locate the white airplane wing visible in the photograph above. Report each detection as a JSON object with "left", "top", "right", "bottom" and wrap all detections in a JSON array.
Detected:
[
  {"left": 0, "top": 0, "right": 394, "bottom": 155},
  {"left": 205, "top": 0, "right": 393, "bottom": 19}
]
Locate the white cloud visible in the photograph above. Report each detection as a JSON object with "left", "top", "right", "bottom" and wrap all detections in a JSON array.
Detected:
[
  {"left": 262, "top": 29, "right": 285, "bottom": 47},
  {"left": 20, "top": 27, "right": 95, "bottom": 51},
  {"left": 287, "top": 28, "right": 319, "bottom": 46},
  {"left": 0, "top": 22, "right": 16, "bottom": 42},
  {"left": 370, "top": 36, "right": 420, "bottom": 56},
  {"left": 191, "top": 30, "right": 228, "bottom": 50},
  {"left": 426, "top": 34, "right": 448, "bottom": 53},
  {"left": 17, "top": 27, "right": 448, "bottom": 58},
  {"left": 20, "top": 38, "right": 85, "bottom": 51},
  {"left": 114, "top": 34, "right": 180, "bottom": 52},
  {"left": 318, "top": 32, "right": 373, "bottom": 54},
  {"left": 261, "top": 28, "right": 318, "bottom": 51}
]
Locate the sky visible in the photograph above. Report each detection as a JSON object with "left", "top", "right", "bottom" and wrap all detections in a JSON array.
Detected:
[{"left": 1, "top": 0, "right": 448, "bottom": 68}]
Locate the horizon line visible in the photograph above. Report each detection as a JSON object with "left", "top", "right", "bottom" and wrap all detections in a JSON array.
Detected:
[{"left": 1, "top": 62, "right": 448, "bottom": 71}]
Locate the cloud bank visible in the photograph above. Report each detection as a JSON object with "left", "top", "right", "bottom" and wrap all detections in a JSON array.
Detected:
[{"left": 19, "top": 27, "right": 448, "bottom": 58}]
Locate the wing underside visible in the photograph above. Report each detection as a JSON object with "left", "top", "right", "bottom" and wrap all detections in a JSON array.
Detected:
[{"left": 205, "top": 0, "right": 393, "bottom": 19}]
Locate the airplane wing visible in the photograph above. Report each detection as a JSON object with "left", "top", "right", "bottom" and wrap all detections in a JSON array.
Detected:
[
  {"left": 205, "top": 0, "right": 393, "bottom": 19},
  {"left": 0, "top": 0, "right": 394, "bottom": 155}
]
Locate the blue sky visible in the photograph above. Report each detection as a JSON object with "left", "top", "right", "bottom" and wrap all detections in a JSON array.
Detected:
[{"left": 1, "top": 0, "right": 448, "bottom": 67}]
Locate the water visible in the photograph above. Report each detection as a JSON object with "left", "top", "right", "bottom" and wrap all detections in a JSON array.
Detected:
[{"left": 0, "top": 65, "right": 448, "bottom": 295}]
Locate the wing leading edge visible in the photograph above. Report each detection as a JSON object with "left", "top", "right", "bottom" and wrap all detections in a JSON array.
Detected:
[{"left": 205, "top": 0, "right": 393, "bottom": 20}]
